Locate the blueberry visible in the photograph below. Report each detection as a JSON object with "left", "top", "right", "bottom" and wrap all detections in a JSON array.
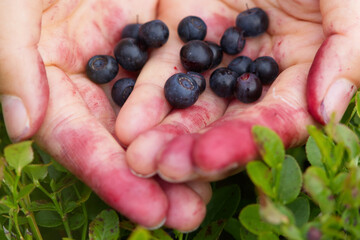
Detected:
[
  {"left": 209, "top": 67, "right": 239, "bottom": 98},
  {"left": 113, "top": 38, "right": 148, "bottom": 72},
  {"left": 186, "top": 71, "right": 206, "bottom": 94},
  {"left": 236, "top": 7, "right": 269, "bottom": 37},
  {"left": 220, "top": 27, "right": 246, "bottom": 55},
  {"left": 228, "top": 56, "right": 252, "bottom": 75},
  {"left": 121, "top": 23, "right": 142, "bottom": 40},
  {"left": 164, "top": 73, "right": 200, "bottom": 108},
  {"left": 250, "top": 56, "right": 279, "bottom": 85},
  {"left": 177, "top": 16, "right": 207, "bottom": 42},
  {"left": 138, "top": 20, "right": 169, "bottom": 48},
  {"left": 205, "top": 41, "right": 223, "bottom": 69},
  {"left": 234, "top": 73, "right": 262, "bottom": 103},
  {"left": 111, "top": 78, "right": 136, "bottom": 107},
  {"left": 86, "top": 55, "right": 119, "bottom": 84},
  {"left": 180, "top": 40, "right": 213, "bottom": 73}
]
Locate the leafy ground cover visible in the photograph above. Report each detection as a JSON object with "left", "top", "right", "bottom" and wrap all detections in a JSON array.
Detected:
[{"left": 1, "top": 92, "right": 360, "bottom": 240}]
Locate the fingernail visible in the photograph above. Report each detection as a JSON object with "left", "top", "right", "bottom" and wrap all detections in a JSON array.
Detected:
[
  {"left": 144, "top": 217, "right": 166, "bottom": 230},
  {"left": 1, "top": 95, "right": 30, "bottom": 142},
  {"left": 321, "top": 78, "right": 357, "bottom": 124}
]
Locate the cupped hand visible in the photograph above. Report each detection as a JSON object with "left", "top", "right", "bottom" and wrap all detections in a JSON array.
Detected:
[
  {"left": 119, "top": 0, "right": 360, "bottom": 182},
  {"left": 0, "top": 0, "right": 210, "bottom": 231}
]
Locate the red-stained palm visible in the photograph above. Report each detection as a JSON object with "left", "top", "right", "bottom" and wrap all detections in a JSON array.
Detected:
[
  {"left": 0, "top": 0, "right": 209, "bottom": 231},
  {"left": 120, "top": 0, "right": 360, "bottom": 182}
]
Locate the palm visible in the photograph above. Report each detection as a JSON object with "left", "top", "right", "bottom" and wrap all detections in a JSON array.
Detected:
[
  {"left": 118, "top": 0, "right": 324, "bottom": 181},
  {"left": 31, "top": 0, "right": 208, "bottom": 231}
]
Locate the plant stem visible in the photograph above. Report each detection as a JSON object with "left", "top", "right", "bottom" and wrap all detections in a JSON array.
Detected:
[
  {"left": 74, "top": 186, "right": 88, "bottom": 240},
  {"left": 36, "top": 184, "right": 73, "bottom": 239}
]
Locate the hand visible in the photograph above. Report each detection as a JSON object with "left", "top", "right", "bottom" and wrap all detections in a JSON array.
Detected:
[
  {"left": 0, "top": 0, "right": 210, "bottom": 231},
  {"left": 119, "top": 0, "right": 360, "bottom": 182}
]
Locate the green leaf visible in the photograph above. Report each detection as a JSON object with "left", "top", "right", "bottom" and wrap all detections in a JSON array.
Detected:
[
  {"left": 330, "top": 124, "right": 360, "bottom": 161},
  {"left": 202, "top": 184, "right": 240, "bottom": 226},
  {"left": 64, "top": 201, "right": 78, "bottom": 214},
  {"left": 50, "top": 174, "right": 77, "bottom": 193},
  {"left": 194, "top": 220, "right": 226, "bottom": 240},
  {"left": 28, "top": 201, "right": 56, "bottom": 212},
  {"left": 77, "top": 186, "right": 92, "bottom": 204},
  {"left": 331, "top": 172, "right": 348, "bottom": 194},
  {"left": 305, "top": 136, "right": 324, "bottom": 168},
  {"left": 17, "top": 184, "right": 35, "bottom": 201},
  {"left": 355, "top": 91, "right": 360, "bottom": 117},
  {"left": 0, "top": 202, "right": 10, "bottom": 214},
  {"left": 252, "top": 126, "right": 285, "bottom": 168},
  {"left": 240, "top": 223, "right": 257, "bottom": 240},
  {"left": 127, "top": 227, "right": 151, "bottom": 240},
  {"left": 239, "top": 204, "right": 274, "bottom": 235},
  {"left": 286, "top": 197, "right": 310, "bottom": 227},
  {"left": 303, "top": 166, "right": 334, "bottom": 214},
  {"left": 23, "top": 164, "right": 48, "bottom": 182},
  {"left": 151, "top": 229, "right": 173, "bottom": 240},
  {"left": 258, "top": 232, "right": 279, "bottom": 240},
  {"left": 88, "top": 209, "right": 119, "bottom": 240},
  {"left": 4, "top": 141, "right": 33, "bottom": 174},
  {"left": 277, "top": 156, "right": 302, "bottom": 204},
  {"left": 35, "top": 210, "right": 63, "bottom": 228},
  {"left": 307, "top": 126, "right": 334, "bottom": 171},
  {"left": 69, "top": 212, "right": 86, "bottom": 230},
  {"left": 246, "top": 161, "right": 274, "bottom": 198},
  {"left": 224, "top": 218, "right": 241, "bottom": 240}
]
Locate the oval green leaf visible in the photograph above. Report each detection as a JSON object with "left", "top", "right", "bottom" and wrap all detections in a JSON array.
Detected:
[
  {"left": 35, "top": 210, "right": 63, "bottom": 228},
  {"left": 88, "top": 209, "right": 119, "bottom": 240},
  {"left": 252, "top": 126, "right": 285, "bottom": 168},
  {"left": 246, "top": 161, "right": 274, "bottom": 197},
  {"left": 277, "top": 156, "right": 302, "bottom": 204},
  {"left": 4, "top": 141, "right": 33, "bottom": 174},
  {"left": 239, "top": 204, "right": 274, "bottom": 235}
]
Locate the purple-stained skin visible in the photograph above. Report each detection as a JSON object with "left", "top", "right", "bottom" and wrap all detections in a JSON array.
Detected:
[
  {"left": 4, "top": 0, "right": 360, "bottom": 232},
  {"left": 122, "top": 0, "right": 360, "bottom": 184}
]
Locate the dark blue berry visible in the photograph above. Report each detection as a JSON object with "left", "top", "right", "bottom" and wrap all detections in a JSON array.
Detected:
[
  {"left": 209, "top": 67, "right": 239, "bottom": 98},
  {"left": 186, "top": 71, "right": 206, "bottom": 94},
  {"left": 164, "top": 73, "right": 200, "bottom": 109},
  {"left": 121, "top": 23, "right": 142, "bottom": 40},
  {"left": 205, "top": 41, "right": 223, "bottom": 69},
  {"left": 86, "top": 55, "right": 119, "bottom": 84},
  {"left": 236, "top": 7, "right": 269, "bottom": 37},
  {"left": 138, "top": 20, "right": 169, "bottom": 48},
  {"left": 234, "top": 73, "right": 262, "bottom": 103},
  {"left": 250, "top": 56, "right": 279, "bottom": 85},
  {"left": 111, "top": 78, "right": 136, "bottom": 107},
  {"left": 177, "top": 16, "right": 207, "bottom": 42},
  {"left": 228, "top": 56, "right": 252, "bottom": 75},
  {"left": 180, "top": 40, "right": 213, "bottom": 73},
  {"left": 220, "top": 27, "right": 246, "bottom": 55},
  {"left": 113, "top": 38, "right": 148, "bottom": 72}
]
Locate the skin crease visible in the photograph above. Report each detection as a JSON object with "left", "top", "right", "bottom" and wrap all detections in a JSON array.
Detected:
[
  {"left": 0, "top": 0, "right": 210, "bottom": 232},
  {"left": 120, "top": 0, "right": 360, "bottom": 182},
  {"left": 1, "top": 0, "right": 360, "bottom": 232}
]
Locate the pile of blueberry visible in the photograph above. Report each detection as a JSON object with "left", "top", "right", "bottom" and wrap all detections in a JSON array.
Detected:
[
  {"left": 86, "top": 19, "right": 169, "bottom": 106},
  {"left": 165, "top": 7, "right": 279, "bottom": 108},
  {"left": 85, "top": 7, "right": 279, "bottom": 109}
]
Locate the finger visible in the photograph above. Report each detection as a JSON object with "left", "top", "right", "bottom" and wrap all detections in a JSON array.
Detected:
[
  {"left": 0, "top": 0, "right": 49, "bottom": 142},
  {"left": 159, "top": 179, "right": 207, "bottom": 232},
  {"left": 35, "top": 66, "right": 168, "bottom": 228},
  {"left": 115, "top": 0, "right": 238, "bottom": 146},
  {"left": 186, "top": 181, "right": 213, "bottom": 205},
  {"left": 158, "top": 64, "right": 315, "bottom": 181},
  {"left": 307, "top": 0, "right": 360, "bottom": 125}
]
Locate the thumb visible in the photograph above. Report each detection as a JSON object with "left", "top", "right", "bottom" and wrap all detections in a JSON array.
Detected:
[
  {"left": 0, "top": 0, "right": 49, "bottom": 142},
  {"left": 307, "top": 0, "right": 360, "bottom": 125}
]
